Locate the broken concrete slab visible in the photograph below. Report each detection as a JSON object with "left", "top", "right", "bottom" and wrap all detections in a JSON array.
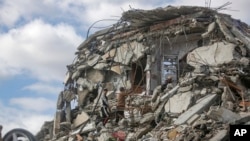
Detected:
[
  {"left": 151, "top": 96, "right": 161, "bottom": 111},
  {"left": 187, "top": 114, "right": 200, "bottom": 125},
  {"left": 93, "top": 62, "right": 108, "bottom": 70},
  {"left": 178, "top": 85, "right": 193, "bottom": 93},
  {"left": 73, "top": 111, "right": 90, "bottom": 128},
  {"left": 86, "top": 69, "right": 104, "bottom": 83},
  {"left": 63, "top": 90, "right": 76, "bottom": 102},
  {"left": 208, "top": 130, "right": 228, "bottom": 141},
  {"left": 77, "top": 89, "right": 89, "bottom": 108},
  {"left": 53, "top": 110, "right": 62, "bottom": 136},
  {"left": 164, "top": 91, "right": 193, "bottom": 113},
  {"left": 174, "top": 94, "right": 218, "bottom": 125},
  {"left": 71, "top": 122, "right": 96, "bottom": 135},
  {"left": 71, "top": 70, "right": 81, "bottom": 80},
  {"left": 134, "top": 125, "right": 152, "bottom": 139},
  {"left": 76, "top": 64, "right": 90, "bottom": 71},
  {"left": 87, "top": 54, "right": 101, "bottom": 66},
  {"left": 187, "top": 42, "right": 236, "bottom": 70},
  {"left": 140, "top": 112, "right": 154, "bottom": 124},
  {"left": 201, "top": 22, "right": 216, "bottom": 38},
  {"left": 151, "top": 85, "right": 161, "bottom": 102},
  {"left": 231, "top": 115, "right": 250, "bottom": 125},
  {"left": 207, "top": 107, "right": 241, "bottom": 123},
  {"left": 76, "top": 78, "right": 95, "bottom": 91},
  {"left": 230, "top": 25, "right": 250, "bottom": 53},
  {"left": 160, "top": 85, "right": 180, "bottom": 102},
  {"left": 216, "top": 15, "right": 237, "bottom": 43}
]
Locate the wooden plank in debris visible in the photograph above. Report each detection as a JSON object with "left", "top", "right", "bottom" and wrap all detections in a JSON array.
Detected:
[{"left": 174, "top": 94, "right": 218, "bottom": 125}]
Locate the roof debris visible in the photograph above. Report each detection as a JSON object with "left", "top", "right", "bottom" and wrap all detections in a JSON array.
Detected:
[{"left": 36, "top": 5, "right": 250, "bottom": 141}]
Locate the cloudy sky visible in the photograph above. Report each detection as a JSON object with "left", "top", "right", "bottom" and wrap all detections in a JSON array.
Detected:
[{"left": 0, "top": 0, "right": 249, "bottom": 135}]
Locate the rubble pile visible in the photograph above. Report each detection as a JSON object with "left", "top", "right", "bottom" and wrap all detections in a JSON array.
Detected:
[{"left": 36, "top": 5, "right": 250, "bottom": 141}]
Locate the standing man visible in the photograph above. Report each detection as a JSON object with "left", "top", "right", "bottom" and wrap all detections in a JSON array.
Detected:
[
  {"left": 116, "top": 87, "right": 130, "bottom": 123},
  {"left": 100, "top": 88, "right": 110, "bottom": 125}
]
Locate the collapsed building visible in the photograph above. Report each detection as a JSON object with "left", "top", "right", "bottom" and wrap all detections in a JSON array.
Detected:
[{"left": 36, "top": 5, "right": 250, "bottom": 141}]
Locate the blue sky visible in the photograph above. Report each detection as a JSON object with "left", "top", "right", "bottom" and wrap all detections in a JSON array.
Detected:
[{"left": 0, "top": 0, "right": 249, "bottom": 135}]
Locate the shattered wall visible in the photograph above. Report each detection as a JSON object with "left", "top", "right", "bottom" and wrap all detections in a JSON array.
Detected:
[{"left": 36, "top": 5, "right": 250, "bottom": 141}]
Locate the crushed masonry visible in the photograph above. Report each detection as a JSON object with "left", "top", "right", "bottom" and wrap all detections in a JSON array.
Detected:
[{"left": 36, "top": 5, "right": 250, "bottom": 141}]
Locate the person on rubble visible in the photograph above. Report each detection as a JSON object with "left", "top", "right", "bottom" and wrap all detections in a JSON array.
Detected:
[
  {"left": 100, "top": 88, "right": 111, "bottom": 125},
  {"left": 115, "top": 87, "right": 131, "bottom": 124},
  {"left": 161, "top": 75, "right": 173, "bottom": 92}
]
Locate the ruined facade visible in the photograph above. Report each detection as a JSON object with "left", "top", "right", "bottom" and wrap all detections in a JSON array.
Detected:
[{"left": 37, "top": 5, "right": 250, "bottom": 141}]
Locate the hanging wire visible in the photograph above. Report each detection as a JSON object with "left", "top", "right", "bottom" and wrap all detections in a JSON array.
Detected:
[{"left": 86, "top": 19, "right": 120, "bottom": 38}]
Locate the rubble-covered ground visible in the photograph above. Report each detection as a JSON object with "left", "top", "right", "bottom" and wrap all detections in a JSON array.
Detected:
[{"left": 36, "top": 5, "right": 250, "bottom": 141}]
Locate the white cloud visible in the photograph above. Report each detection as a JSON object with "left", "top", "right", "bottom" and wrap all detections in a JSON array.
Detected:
[
  {"left": 1, "top": 0, "right": 249, "bottom": 33},
  {"left": 10, "top": 97, "right": 55, "bottom": 112},
  {"left": 0, "top": 101, "right": 53, "bottom": 135},
  {"left": 75, "top": 1, "right": 159, "bottom": 29},
  {"left": 22, "top": 82, "right": 62, "bottom": 95},
  {"left": 0, "top": 0, "right": 41, "bottom": 27},
  {"left": 57, "top": 0, "right": 250, "bottom": 33},
  {"left": 0, "top": 19, "right": 83, "bottom": 82}
]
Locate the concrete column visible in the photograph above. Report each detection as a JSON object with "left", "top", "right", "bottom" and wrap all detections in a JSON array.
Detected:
[
  {"left": 65, "top": 101, "right": 71, "bottom": 123},
  {"left": 53, "top": 110, "right": 62, "bottom": 137},
  {"left": 145, "top": 55, "right": 152, "bottom": 95},
  {"left": 146, "top": 71, "right": 151, "bottom": 95}
]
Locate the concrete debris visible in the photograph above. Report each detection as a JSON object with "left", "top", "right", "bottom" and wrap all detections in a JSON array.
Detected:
[
  {"left": 207, "top": 107, "right": 241, "bottom": 123},
  {"left": 72, "top": 111, "right": 90, "bottom": 128},
  {"left": 208, "top": 130, "right": 228, "bottom": 141},
  {"left": 174, "top": 94, "right": 218, "bottom": 125},
  {"left": 164, "top": 91, "right": 194, "bottom": 114},
  {"left": 187, "top": 42, "right": 236, "bottom": 72},
  {"left": 36, "top": 5, "right": 250, "bottom": 141},
  {"left": 187, "top": 114, "right": 200, "bottom": 125}
]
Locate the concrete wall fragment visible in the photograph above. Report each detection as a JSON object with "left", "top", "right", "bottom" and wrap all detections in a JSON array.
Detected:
[
  {"left": 164, "top": 91, "right": 194, "bottom": 113},
  {"left": 187, "top": 42, "right": 236, "bottom": 70}
]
